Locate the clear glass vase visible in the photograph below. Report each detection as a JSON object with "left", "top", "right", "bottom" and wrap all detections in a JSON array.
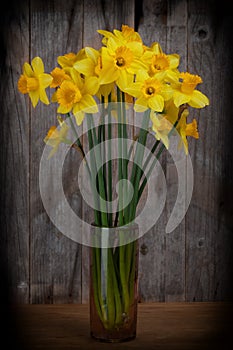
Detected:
[{"left": 89, "top": 224, "right": 139, "bottom": 342}]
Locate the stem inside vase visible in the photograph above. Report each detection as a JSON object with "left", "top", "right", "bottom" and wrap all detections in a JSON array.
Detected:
[{"left": 89, "top": 224, "right": 139, "bottom": 342}]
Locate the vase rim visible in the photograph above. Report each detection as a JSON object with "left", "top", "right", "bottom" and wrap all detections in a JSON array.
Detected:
[{"left": 91, "top": 222, "right": 139, "bottom": 231}]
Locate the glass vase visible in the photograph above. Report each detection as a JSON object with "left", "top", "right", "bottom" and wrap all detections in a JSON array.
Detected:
[{"left": 89, "top": 224, "right": 139, "bottom": 342}]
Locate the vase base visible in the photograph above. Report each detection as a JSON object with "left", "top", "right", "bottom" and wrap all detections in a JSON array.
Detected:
[{"left": 91, "top": 333, "right": 136, "bottom": 343}]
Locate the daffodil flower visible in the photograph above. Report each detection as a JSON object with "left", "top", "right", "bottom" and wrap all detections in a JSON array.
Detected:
[
  {"left": 98, "top": 25, "right": 143, "bottom": 47},
  {"left": 74, "top": 47, "right": 115, "bottom": 101},
  {"left": 150, "top": 111, "right": 173, "bottom": 149},
  {"left": 97, "top": 34, "right": 147, "bottom": 91},
  {"left": 173, "top": 72, "right": 209, "bottom": 108},
  {"left": 125, "top": 70, "right": 173, "bottom": 112},
  {"left": 142, "top": 42, "right": 180, "bottom": 82},
  {"left": 17, "top": 56, "right": 52, "bottom": 107},
  {"left": 74, "top": 47, "right": 100, "bottom": 77},
  {"left": 44, "top": 117, "right": 71, "bottom": 158},
  {"left": 56, "top": 70, "right": 99, "bottom": 125},
  {"left": 163, "top": 100, "right": 189, "bottom": 125},
  {"left": 50, "top": 67, "right": 71, "bottom": 88},
  {"left": 177, "top": 114, "right": 199, "bottom": 154},
  {"left": 57, "top": 49, "right": 86, "bottom": 75}
]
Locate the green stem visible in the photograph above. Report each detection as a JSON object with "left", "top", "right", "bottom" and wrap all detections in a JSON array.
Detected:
[
  {"left": 138, "top": 142, "right": 165, "bottom": 203},
  {"left": 121, "top": 92, "right": 128, "bottom": 223},
  {"left": 99, "top": 97, "right": 108, "bottom": 201},
  {"left": 119, "top": 240, "right": 129, "bottom": 314},
  {"left": 86, "top": 115, "right": 101, "bottom": 226},
  {"left": 129, "top": 241, "right": 137, "bottom": 303},
  {"left": 128, "top": 109, "right": 150, "bottom": 222},
  {"left": 109, "top": 248, "right": 123, "bottom": 326},
  {"left": 92, "top": 247, "right": 106, "bottom": 324},
  {"left": 107, "top": 95, "right": 112, "bottom": 226},
  {"left": 142, "top": 139, "right": 160, "bottom": 174},
  {"left": 88, "top": 113, "right": 108, "bottom": 227},
  {"left": 67, "top": 113, "right": 91, "bottom": 178},
  {"left": 117, "top": 87, "right": 124, "bottom": 226},
  {"left": 116, "top": 90, "right": 130, "bottom": 316},
  {"left": 138, "top": 119, "right": 179, "bottom": 203}
]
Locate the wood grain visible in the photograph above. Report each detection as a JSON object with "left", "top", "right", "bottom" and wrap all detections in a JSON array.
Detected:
[
  {"left": 185, "top": 0, "right": 233, "bottom": 301},
  {"left": 137, "top": 0, "right": 188, "bottom": 302},
  {"left": 1, "top": 0, "right": 233, "bottom": 303},
  {"left": 0, "top": 0, "right": 30, "bottom": 303},
  {"left": 29, "top": 0, "right": 83, "bottom": 303},
  {"left": 10, "top": 302, "right": 233, "bottom": 350}
]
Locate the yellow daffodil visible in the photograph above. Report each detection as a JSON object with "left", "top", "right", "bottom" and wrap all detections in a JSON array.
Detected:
[
  {"left": 98, "top": 25, "right": 142, "bottom": 47},
  {"left": 56, "top": 70, "right": 99, "bottom": 125},
  {"left": 150, "top": 111, "right": 173, "bottom": 149},
  {"left": 44, "top": 117, "right": 71, "bottom": 158},
  {"left": 177, "top": 114, "right": 199, "bottom": 154},
  {"left": 150, "top": 101, "right": 189, "bottom": 149},
  {"left": 163, "top": 100, "right": 189, "bottom": 126},
  {"left": 17, "top": 25, "right": 209, "bottom": 164},
  {"left": 74, "top": 47, "right": 100, "bottom": 77},
  {"left": 97, "top": 33, "right": 147, "bottom": 91},
  {"left": 173, "top": 72, "right": 209, "bottom": 108},
  {"left": 73, "top": 47, "right": 115, "bottom": 101},
  {"left": 125, "top": 70, "right": 173, "bottom": 112},
  {"left": 17, "top": 56, "right": 52, "bottom": 107},
  {"left": 142, "top": 42, "right": 180, "bottom": 82},
  {"left": 50, "top": 67, "right": 71, "bottom": 88},
  {"left": 114, "top": 25, "right": 143, "bottom": 43},
  {"left": 57, "top": 49, "right": 86, "bottom": 75}
]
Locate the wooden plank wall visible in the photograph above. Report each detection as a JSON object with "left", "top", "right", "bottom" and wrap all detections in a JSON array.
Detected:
[{"left": 0, "top": 0, "right": 233, "bottom": 304}]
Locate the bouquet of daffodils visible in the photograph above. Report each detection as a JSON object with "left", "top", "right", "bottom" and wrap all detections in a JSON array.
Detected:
[{"left": 18, "top": 25, "right": 209, "bottom": 333}]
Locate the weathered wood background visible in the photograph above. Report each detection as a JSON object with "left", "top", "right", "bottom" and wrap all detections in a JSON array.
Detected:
[{"left": 1, "top": 0, "right": 233, "bottom": 304}]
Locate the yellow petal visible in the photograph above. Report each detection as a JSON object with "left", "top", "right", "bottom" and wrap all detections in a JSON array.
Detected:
[
  {"left": 99, "top": 66, "right": 118, "bottom": 85},
  {"left": 78, "top": 95, "right": 98, "bottom": 113},
  {"left": 148, "top": 95, "right": 164, "bottom": 112},
  {"left": 99, "top": 83, "right": 114, "bottom": 98},
  {"left": 85, "top": 47, "right": 99, "bottom": 62},
  {"left": 73, "top": 95, "right": 98, "bottom": 115},
  {"left": 127, "top": 41, "right": 144, "bottom": 56},
  {"left": 165, "top": 70, "right": 180, "bottom": 83},
  {"left": 169, "top": 54, "right": 180, "bottom": 69},
  {"left": 106, "top": 37, "right": 120, "bottom": 52},
  {"left": 125, "top": 82, "right": 142, "bottom": 98},
  {"left": 74, "top": 58, "right": 95, "bottom": 76},
  {"left": 97, "top": 29, "right": 114, "bottom": 40},
  {"left": 150, "top": 42, "right": 163, "bottom": 54},
  {"left": 70, "top": 69, "right": 83, "bottom": 87},
  {"left": 136, "top": 69, "right": 149, "bottom": 82},
  {"left": 23, "top": 62, "right": 33, "bottom": 77},
  {"left": 39, "top": 73, "right": 53, "bottom": 88},
  {"left": 83, "top": 76, "right": 99, "bottom": 95},
  {"left": 173, "top": 90, "right": 190, "bottom": 107},
  {"left": 161, "top": 85, "right": 173, "bottom": 101},
  {"left": 39, "top": 88, "right": 50, "bottom": 105},
  {"left": 74, "top": 112, "right": 85, "bottom": 126},
  {"left": 134, "top": 96, "right": 148, "bottom": 112},
  {"left": 31, "top": 57, "right": 44, "bottom": 75},
  {"left": 29, "top": 90, "right": 40, "bottom": 107},
  {"left": 57, "top": 104, "right": 72, "bottom": 114},
  {"left": 189, "top": 90, "right": 209, "bottom": 108},
  {"left": 117, "top": 70, "right": 132, "bottom": 91},
  {"left": 127, "top": 59, "right": 148, "bottom": 75}
]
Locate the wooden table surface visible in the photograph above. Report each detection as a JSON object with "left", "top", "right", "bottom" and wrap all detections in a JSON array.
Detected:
[{"left": 6, "top": 302, "right": 233, "bottom": 350}]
